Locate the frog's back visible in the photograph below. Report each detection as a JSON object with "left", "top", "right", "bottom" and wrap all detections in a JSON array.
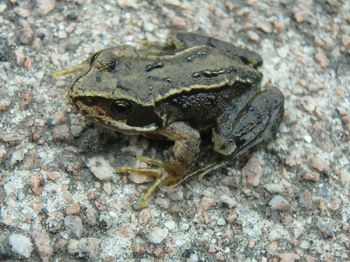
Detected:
[{"left": 114, "top": 45, "right": 262, "bottom": 106}]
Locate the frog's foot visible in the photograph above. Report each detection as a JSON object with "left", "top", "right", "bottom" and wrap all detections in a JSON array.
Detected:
[{"left": 116, "top": 156, "right": 186, "bottom": 207}]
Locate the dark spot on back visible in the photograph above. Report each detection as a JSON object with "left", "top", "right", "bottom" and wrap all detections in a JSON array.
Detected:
[{"left": 145, "top": 62, "right": 164, "bottom": 72}]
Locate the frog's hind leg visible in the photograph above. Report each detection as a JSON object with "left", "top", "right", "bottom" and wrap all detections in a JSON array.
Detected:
[{"left": 212, "top": 87, "right": 284, "bottom": 159}]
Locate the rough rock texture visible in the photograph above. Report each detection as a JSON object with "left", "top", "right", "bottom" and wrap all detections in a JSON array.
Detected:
[{"left": 1, "top": 0, "right": 349, "bottom": 261}]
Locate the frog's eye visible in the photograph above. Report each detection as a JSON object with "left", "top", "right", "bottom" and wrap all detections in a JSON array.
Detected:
[{"left": 109, "top": 99, "right": 132, "bottom": 116}]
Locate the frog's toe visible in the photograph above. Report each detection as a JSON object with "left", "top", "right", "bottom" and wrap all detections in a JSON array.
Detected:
[
  {"left": 136, "top": 156, "right": 165, "bottom": 168},
  {"left": 116, "top": 158, "right": 185, "bottom": 207},
  {"left": 115, "top": 165, "right": 163, "bottom": 178},
  {"left": 139, "top": 173, "right": 177, "bottom": 207}
]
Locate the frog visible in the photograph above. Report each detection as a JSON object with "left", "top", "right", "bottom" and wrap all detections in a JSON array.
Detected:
[{"left": 53, "top": 32, "right": 284, "bottom": 207}]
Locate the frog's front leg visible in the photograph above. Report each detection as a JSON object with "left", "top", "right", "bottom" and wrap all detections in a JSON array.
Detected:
[
  {"left": 212, "top": 87, "right": 284, "bottom": 159},
  {"left": 116, "top": 122, "right": 201, "bottom": 207}
]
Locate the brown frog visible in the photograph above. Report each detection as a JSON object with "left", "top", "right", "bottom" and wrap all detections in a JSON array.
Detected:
[{"left": 54, "top": 32, "right": 284, "bottom": 207}]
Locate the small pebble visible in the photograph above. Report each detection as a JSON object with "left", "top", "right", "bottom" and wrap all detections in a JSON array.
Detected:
[
  {"left": 8, "top": 234, "right": 33, "bottom": 259},
  {"left": 168, "top": 188, "right": 184, "bottom": 201},
  {"left": 52, "top": 124, "right": 70, "bottom": 141},
  {"left": 153, "top": 246, "right": 164, "bottom": 258},
  {"left": 34, "top": 0, "right": 56, "bottom": 16},
  {"left": 155, "top": 197, "right": 170, "bottom": 209},
  {"left": 164, "top": 220, "right": 176, "bottom": 231},
  {"left": 226, "top": 211, "right": 237, "bottom": 223},
  {"left": 341, "top": 34, "right": 350, "bottom": 49},
  {"left": 299, "top": 240, "right": 310, "bottom": 249},
  {"left": 88, "top": 156, "right": 115, "bottom": 181},
  {"left": 264, "top": 183, "right": 286, "bottom": 193},
  {"left": 273, "top": 20, "right": 283, "bottom": 33},
  {"left": 304, "top": 134, "right": 312, "bottom": 143},
  {"left": 147, "top": 227, "right": 169, "bottom": 244},
  {"left": 14, "top": 7, "right": 31, "bottom": 17},
  {"left": 198, "top": 196, "right": 216, "bottom": 211},
  {"left": 47, "top": 171, "right": 61, "bottom": 181},
  {"left": 337, "top": 169, "right": 350, "bottom": 187},
  {"left": 303, "top": 171, "right": 320, "bottom": 182},
  {"left": 317, "top": 220, "right": 336, "bottom": 238},
  {"left": 248, "top": 240, "right": 255, "bottom": 249},
  {"left": 30, "top": 172, "right": 43, "bottom": 195},
  {"left": 217, "top": 218, "right": 226, "bottom": 226},
  {"left": 64, "top": 215, "right": 83, "bottom": 238},
  {"left": 300, "top": 96, "right": 316, "bottom": 113},
  {"left": 330, "top": 197, "right": 342, "bottom": 211},
  {"left": 171, "top": 17, "right": 187, "bottom": 30},
  {"left": 225, "top": 2, "right": 236, "bottom": 11},
  {"left": 32, "top": 231, "right": 53, "bottom": 262},
  {"left": 17, "top": 23, "right": 34, "bottom": 45},
  {"left": 58, "top": 30, "right": 68, "bottom": 39},
  {"left": 165, "top": 0, "right": 183, "bottom": 7},
  {"left": 314, "top": 50, "right": 329, "bottom": 68},
  {"left": 118, "top": 0, "right": 138, "bottom": 9},
  {"left": 242, "top": 157, "right": 262, "bottom": 187},
  {"left": 52, "top": 110, "right": 67, "bottom": 125},
  {"left": 300, "top": 189, "right": 313, "bottom": 209},
  {"left": 310, "top": 157, "right": 330, "bottom": 174},
  {"left": 0, "top": 3, "right": 7, "bottom": 12},
  {"left": 219, "top": 195, "right": 238, "bottom": 208},
  {"left": 269, "top": 195, "right": 290, "bottom": 211},
  {"left": 268, "top": 229, "right": 285, "bottom": 241},
  {"left": 0, "top": 98, "right": 12, "bottom": 111},
  {"left": 247, "top": 31, "right": 260, "bottom": 42},
  {"left": 103, "top": 182, "right": 113, "bottom": 195},
  {"left": 98, "top": 211, "right": 113, "bottom": 229},
  {"left": 84, "top": 206, "right": 97, "bottom": 226},
  {"left": 257, "top": 22, "right": 272, "bottom": 34},
  {"left": 278, "top": 252, "right": 301, "bottom": 262},
  {"left": 67, "top": 238, "right": 101, "bottom": 258},
  {"left": 267, "top": 241, "right": 278, "bottom": 252},
  {"left": 66, "top": 203, "right": 81, "bottom": 215},
  {"left": 14, "top": 46, "right": 25, "bottom": 65}
]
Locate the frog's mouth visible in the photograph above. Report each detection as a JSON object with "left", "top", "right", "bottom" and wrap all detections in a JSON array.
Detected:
[{"left": 71, "top": 97, "right": 162, "bottom": 133}]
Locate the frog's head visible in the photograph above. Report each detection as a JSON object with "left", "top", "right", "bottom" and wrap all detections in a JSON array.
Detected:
[{"left": 67, "top": 49, "right": 162, "bottom": 133}]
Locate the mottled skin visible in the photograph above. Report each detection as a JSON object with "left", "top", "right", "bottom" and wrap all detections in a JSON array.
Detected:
[{"left": 62, "top": 32, "right": 284, "bottom": 207}]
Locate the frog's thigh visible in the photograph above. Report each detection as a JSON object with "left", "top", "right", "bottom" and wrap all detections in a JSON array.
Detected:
[
  {"left": 158, "top": 122, "right": 201, "bottom": 166},
  {"left": 213, "top": 87, "right": 284, "bottom": 157}
]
